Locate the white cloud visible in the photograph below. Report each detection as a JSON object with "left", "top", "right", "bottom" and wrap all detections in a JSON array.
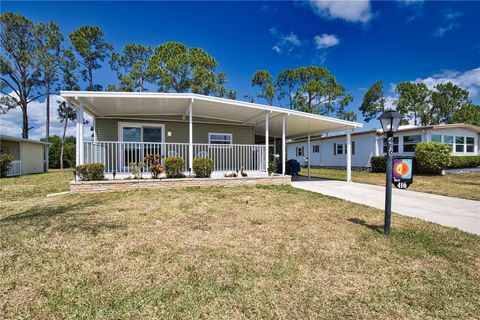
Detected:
[
  {"left": 314, "top": 34, "right": 340, "bottom": 49},
  {"left": 396, "top": 0, "right": 424, "bottom": 7},
  {"left": 413, "top": 68, "right": 480, "bottom": 101},
  {"left": 444, "top": 9, "right": 462, "bottom": 20},
  {"left": 270, "top": 27, "right": 302, "bottom": 55},
  {"left": 308, "top": 0, "right": 372, "bottom": 23},
  {"left": 434, "top": 23, "right": 459, "bottom": 37},
  {"left": 0, "top": 94, "right": 92, "bottom": 141}
]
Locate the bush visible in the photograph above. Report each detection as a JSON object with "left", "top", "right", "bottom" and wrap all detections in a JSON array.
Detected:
[
  {"left": 192, "top": 157, "right": 214, "bottom": 178},
  {"left": 415, "top": 142, "right": 451, "bottom": 174},
  {"left": 74, "top": 163, "right": 105, "bottom": 181},
  {"left": 164, "top": 157, "right": 185, "bottom": 178},
  {"left": 448, "top": 155, "right": 480, "bottom": 169},
  {"left": 144, "top": 154, "right": 164, "bottom": 179},
  {"left": 370, "top": 156, "right": 387, "bottom": 172},
  {"left": 0, "top": 153, "right": 14, "bottom": 178}
]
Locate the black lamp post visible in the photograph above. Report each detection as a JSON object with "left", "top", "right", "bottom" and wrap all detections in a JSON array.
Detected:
[{"left": 378, "top": 110, "right": 403, "bottom": 236}]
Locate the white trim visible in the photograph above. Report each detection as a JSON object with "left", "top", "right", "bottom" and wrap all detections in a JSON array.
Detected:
[
  {"left": 208, "top": 132, "right": 233, "bottom": 145},
  {"left": 118, "top": 122, "right": 166, "bottom": 143}
]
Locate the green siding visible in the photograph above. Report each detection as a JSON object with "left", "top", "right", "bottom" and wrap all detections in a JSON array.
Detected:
[{"left": 95, "top": 118, "right": 255, "bottom": 144}]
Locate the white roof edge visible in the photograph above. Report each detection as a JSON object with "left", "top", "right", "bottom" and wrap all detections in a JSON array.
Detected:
[
  {"left": 0, "top": 134, "right": 50, "bottom": 145},
  {"left": 60, "top": 91, "right": 363, "bottom": 128}
]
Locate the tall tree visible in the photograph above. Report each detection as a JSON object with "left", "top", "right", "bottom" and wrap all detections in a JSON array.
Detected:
[
  {"left": 147, "top": 42, "right": 233, "bottom": 97},
  {"left": 147, "top": 42, "right": 191, "bottom": 93},
  {"left": 452, "top": 103, "right": 480, "bottom": 126},
  {"left": 69, "top": 26, "right": 112, "bottom": 91},
  {"left": 35, "top": 21, "right": 63, "bottom": 139},
  {"left": 359, "top": 80, "right": 387, "bottom": 122},
  {"left": 57, "top": 100, "right": 77, "bottom": 169},
  {"left": 293, "top": 66, "right": 353, "bottom": 116},
  {"left": 58, "top": 48, "right": 80, "bottom": 169},
  {"left": 251, "top": 70, "right": 275, "bottom": 105},
  {"left": 395, "top": 82, "right": 431, "bottom": 126},
  {"left": 0, "top": 13, "right": 41, "bottom": 138},
  {"left": 110, "top": 43, "right": 153, "bottom": 92},
  {"left": 275, "top": 69, "right": 298, "bottom": 109},
  {"left": 432, "top": 82, "right": 469, "bottom": 124}
]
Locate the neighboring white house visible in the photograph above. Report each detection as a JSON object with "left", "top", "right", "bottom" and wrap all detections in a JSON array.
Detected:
[
  {"left": 0, "top": 135, "right": 49, "bottom": 176},
  {"left": 287, "top": 124, "right": 480, "bottom": 168}
]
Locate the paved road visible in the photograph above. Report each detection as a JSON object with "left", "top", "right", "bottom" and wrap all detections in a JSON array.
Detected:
[{"left": 291, "top": 178, "right": 480, "bottom": 235}]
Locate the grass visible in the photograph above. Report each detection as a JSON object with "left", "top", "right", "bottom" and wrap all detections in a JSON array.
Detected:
[
  {"left": 300, "top": 167, "right": 480, "bottom": 201},
  {"left": 1, "top": 171, "right": 479, "bottom": 319}
]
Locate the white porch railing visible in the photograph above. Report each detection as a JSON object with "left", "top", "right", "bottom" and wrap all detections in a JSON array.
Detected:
[
  {"left": 83, "top": 141, "right": 266, "bottom": 173},
  {"left": 6, "top": 160, "right": 22, "bottom": 176}
]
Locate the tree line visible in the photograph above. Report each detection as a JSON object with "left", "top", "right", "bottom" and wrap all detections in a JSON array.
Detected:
[
  {"left": 359, "top": 80, "right": 480, "bottom": 126},
  {"left": 1, "top": 12, "right": 479, "bottom": 166}
]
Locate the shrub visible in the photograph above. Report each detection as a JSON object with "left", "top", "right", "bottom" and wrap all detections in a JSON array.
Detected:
[
  {"left": 448, "top": 155, "right": 480, "bottom": 169},
  {"left": 370, "top": 156, "right": 387, "bottom": 172},
  {"left": 415, "top": 142, "right": 451, "bottom": 174},
  {"left": 144, "top": 154, "right": 164, "bottom": 178},
  {"left": 129, "top": 162, "right": 144, "bottom": 179},
  {"left": 268, "top": 162, "right": 277, "bottom": 174},
  {"left": 164, "top": 157, "right": 185, "bottom": 178},
  {"left": 74, "top": 163, "right": 105, "bottom": 181},
  {"left": 0, "top": 153, "right": 14, "bottom": 178},
  {"left": 192, "top": 157, "right": 214, "bottom": 178}
]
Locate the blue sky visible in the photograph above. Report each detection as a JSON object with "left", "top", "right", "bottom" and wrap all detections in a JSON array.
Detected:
[{"left": 1, "top": 0, "right": 480, "bottom": 138}]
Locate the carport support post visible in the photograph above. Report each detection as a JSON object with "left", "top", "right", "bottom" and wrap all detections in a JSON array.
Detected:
[
  {"left": 188, "top": 99, "right": 193, "bottom": 174},
  {"left": 307, "top": 132, "right": 311, "bottom": 179},
  {"left": 76, "top": 103, "right": 84, "bottom": 166},
  {"left": 346, "top": 127, "right": 352, "bottom": 182},
  {"left": 265, "top": 112, "right": 269, "bottom": 173},
  {"left": 282, "top": 115, "right": 286, "bottom": 175}
]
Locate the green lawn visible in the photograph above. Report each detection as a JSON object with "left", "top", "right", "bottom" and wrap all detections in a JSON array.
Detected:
[
  {"left": 300, "top": 167, "right": 480, "bottom": 201},
  {"left": 1, "top": 171, "right": 479, "bottom": 319}
]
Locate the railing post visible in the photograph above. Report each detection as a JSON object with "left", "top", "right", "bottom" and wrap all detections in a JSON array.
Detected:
[{"left": 346, "top": 127, "right": 352, "bottom": 182}]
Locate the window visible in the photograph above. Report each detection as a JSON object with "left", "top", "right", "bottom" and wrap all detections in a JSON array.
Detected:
[
  {"left": 296, "top": 146, "right": 304, "bottom": 157},
  {"left": 383, "top": 137, "right": 399, "bottom": 153},
  {"left": 337, "top": 143, "right": 344, "bottom": 155},
  {"left": 455, "top": 136, "right": 464, "bottom": 153},
  {"left": 313, "top": 145, "right": 320, "bottom": 153},
  {"left": 431, "top": 134, "right": 442, "bottom": 143},
  {"left": 444, "top": 135, "right": 453, "bottom": 151},
  {"left": 403, "top": 135, "right": 422, "bottom": 152},
  {"left": 209, "top": 133, "right": 232, "bottom": 145},
  {"left": 466, "top": 137, "right": 475, "bottom": 153}
]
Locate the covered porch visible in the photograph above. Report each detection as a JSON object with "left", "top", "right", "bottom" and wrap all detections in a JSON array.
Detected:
[{"left": 61, "top": 92, "right": 362, "bottom": 180}]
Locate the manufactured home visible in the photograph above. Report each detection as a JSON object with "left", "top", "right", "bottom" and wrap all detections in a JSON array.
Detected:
[
  {"left": 60, "top": 91, "right": 363, "bottom": 181},
  {"left": 288, "top": 124, "right": 480, "bottom": 169},
  {"left": 0, "top": 135, "right": 49, "bottom": 176}
]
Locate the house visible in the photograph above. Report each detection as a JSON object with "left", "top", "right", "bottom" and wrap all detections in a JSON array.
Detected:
[
  {"left": 287, "top": 123, "right": 480, "bottom": 169},
  {"left": 0, "top": 135, "right": 49, "bottom": 176},
  {"left": 60, "top": 91, "right": 363, "bottom": 181}
]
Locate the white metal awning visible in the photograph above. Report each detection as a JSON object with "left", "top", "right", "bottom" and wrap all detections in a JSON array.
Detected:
[{"left": 61, "top": 91, "right": 362, "bottom": 137}]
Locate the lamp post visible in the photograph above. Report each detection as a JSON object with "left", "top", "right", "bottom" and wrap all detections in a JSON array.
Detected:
[{"left": 378, "top": 110, "right": 403, "bottom": 236}]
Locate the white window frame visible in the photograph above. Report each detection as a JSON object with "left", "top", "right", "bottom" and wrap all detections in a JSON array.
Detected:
[
  {"left": 296, "top": 146, "right": 304, "bottom": 157},
  {"left": 337, "top": 143, "right": 344, "bottom": 155},
  {"left": 466, "top": 136, "right": 475, "bottom": 153},
  {"left": 118, "top": 122, "right": 165, "bottom": 143},
  {"left": 402, "top": 134, "right": 422, "bottom": 153},
  {"left": 208, "top": 132, "right": 232, "bottom": 145}
]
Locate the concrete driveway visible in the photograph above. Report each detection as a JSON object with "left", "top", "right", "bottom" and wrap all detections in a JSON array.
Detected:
[{"left": 291, "top": 177, "right": 480, "bottom": 235}]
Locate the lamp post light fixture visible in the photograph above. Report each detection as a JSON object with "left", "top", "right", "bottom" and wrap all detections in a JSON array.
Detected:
[{"left": 378, "top": 110, "right": 403, "bottom": 236}]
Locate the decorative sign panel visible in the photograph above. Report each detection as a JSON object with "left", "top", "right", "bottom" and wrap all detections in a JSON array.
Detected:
[{"left": 392, "top": 158, "right": 413, "bottom": 189}]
